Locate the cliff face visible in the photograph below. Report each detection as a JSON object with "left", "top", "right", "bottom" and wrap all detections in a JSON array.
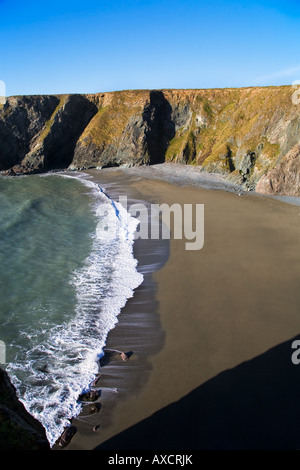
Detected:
[
  {"left": 0, "top": 94, "right": 97, "bottom": 173},
  {"left": 1, "top": 86, "right": 299, "bottom": 195},
  {"left": 71, "top": 90, "right": 175, "bottom": 169},
  {"left": 256, "top": 144, "right": 300, "bottom": 196},
  {"left": 0, "top": 367, "right": 49, "bottom": 450}
]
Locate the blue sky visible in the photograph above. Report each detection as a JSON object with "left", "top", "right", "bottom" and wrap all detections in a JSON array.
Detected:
[{"left": 1, "top": 0, "right": 300, "bottom": 95}]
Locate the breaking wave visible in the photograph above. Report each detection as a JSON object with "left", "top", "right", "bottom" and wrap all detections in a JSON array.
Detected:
[{"left": 6, "top": 173, "right": 143, "bottom": 446}]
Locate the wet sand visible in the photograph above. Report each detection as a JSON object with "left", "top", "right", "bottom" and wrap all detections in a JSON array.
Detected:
[{"left": 64, "top": 164, "right": 300, "bottom": 450}]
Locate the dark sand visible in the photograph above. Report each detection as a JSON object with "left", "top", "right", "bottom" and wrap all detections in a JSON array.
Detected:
[{"left": 63, "top": 164, "right": 300, "bottom": 450}]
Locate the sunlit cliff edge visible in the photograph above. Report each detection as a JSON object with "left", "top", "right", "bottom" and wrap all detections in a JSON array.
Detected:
[{"left": 1, "top": 86, "right": 299, "bottom": 196}]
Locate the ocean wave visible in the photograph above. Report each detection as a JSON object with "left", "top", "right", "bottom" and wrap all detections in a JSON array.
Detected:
[{"left": 7, "top": 174, "right": 143, "bottom": 447}]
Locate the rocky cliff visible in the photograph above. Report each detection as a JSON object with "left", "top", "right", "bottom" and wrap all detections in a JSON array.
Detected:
[
  {"left": 1, "top": 86, "right": 299, "bottom": 195},
  {"left": 0, "top": 367, "right": 49, "bottom": 450}
]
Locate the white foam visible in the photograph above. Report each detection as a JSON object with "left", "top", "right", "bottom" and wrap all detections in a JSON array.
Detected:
[{"left": 7, "top": 174, "right": 143, "bottom": 447}]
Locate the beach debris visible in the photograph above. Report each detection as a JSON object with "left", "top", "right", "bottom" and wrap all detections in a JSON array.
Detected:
[
  {"left": 78, "top": 390, "right": 101, "bottom": 402},
  {"left": 93, "top": 425, "right": 100, "bottom": 432},
  {"left": 100, "top": 348, "right": 133, "bottom": 365},
  {"left": 58, "top": 425, "right": 77, "bottom": 448},
  {"left": 120, "top": 351, "right": 131, "bottom": 361},
  {"left": 88, "top": 403, "right": 102, "bottom": 414},
  {"left": 91, "top": 374, "right": 101, "bottom": 387}
]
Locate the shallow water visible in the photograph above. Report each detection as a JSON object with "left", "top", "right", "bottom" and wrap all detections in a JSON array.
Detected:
[{"left": 0, "top": 172, "right": 143, "bottom": 446}]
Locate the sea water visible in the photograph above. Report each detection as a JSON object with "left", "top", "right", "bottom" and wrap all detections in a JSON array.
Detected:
[{"left": 0, "top": 172, "right": 143, "bottom": 446}]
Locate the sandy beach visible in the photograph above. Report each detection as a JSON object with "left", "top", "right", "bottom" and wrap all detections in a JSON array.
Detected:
[{"left": 62, "top": 164, "right": 300, "bottom": 450}]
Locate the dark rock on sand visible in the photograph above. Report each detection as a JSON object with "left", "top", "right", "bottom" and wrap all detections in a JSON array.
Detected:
[
  {"left": 78, "top": 390, "right": 101, "bottom": 402},
  {"left": 58, "top": 425, "right": 77, "bottom": 448},
  {"left": 88, "top": 403, "right": 102, "bottom": 414}
]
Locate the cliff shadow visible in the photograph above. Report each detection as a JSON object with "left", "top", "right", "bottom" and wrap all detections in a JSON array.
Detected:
[
  {"left": 44, "top": 95, "right": 98, "bottom": 170},
  {"left": 0, "top": 95, "right": 60, "bottom": 171},
  {"left": 143, "top": 91, "right": 175, "bottom": 165},
  {"left": 95, "top": 335, "right": 300, "bottom": 450}
]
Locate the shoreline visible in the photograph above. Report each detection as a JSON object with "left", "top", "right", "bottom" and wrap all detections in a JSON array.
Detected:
[
  {"left": 55, "top": 168, "right": 170, "bottom": 450},
  {"left": 64, "top": 164, "right": 300, "bottom": 450}
]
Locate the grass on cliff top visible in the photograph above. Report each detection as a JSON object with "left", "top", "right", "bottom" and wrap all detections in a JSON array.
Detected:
[
  {"left": 79, "top": 91, "right": 148, "bottom": 146},
  {"left": 164, "top": 86, "right": 293, "bottom": 171}
]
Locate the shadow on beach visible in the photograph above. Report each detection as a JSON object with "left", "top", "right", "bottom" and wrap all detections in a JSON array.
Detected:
[{"left": 95, "top": 334, "right": 300, "bottom": 450}]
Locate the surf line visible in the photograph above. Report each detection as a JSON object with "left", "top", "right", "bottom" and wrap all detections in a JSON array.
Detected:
[{"left": 96, "top": 183, "right": 121, "bottom": 221}]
